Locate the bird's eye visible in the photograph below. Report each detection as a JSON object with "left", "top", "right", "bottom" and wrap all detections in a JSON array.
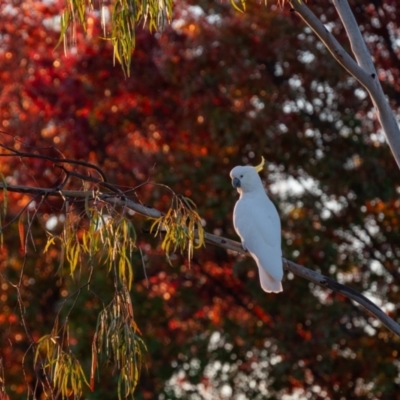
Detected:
[{"left": 240, "top": 175, "right": 243, "bottom": 178}]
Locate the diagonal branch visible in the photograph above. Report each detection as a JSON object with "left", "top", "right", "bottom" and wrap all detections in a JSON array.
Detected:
[
  {"left": 204, "top": 232, "right": 400, "bottom": 336},
  {"left": 1, "top": 181, "right": 399, "bottom": 337},
  {"left": 332, "top": 0, "right": 376, "bottom": 74},
  {"left": 289, "top": 0, "right": 400, "bottom": 170}
]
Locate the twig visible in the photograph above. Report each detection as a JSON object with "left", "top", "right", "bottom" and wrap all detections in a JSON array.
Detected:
[{"left": 0, "top": 141, "right": 107, "bottom": 182}]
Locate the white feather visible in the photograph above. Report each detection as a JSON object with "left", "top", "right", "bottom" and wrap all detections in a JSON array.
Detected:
[{"left": 230, "top": 165, "right": 283, "bottom": 293}]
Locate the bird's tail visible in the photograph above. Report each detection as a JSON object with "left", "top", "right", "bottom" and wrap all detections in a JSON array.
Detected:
[{"left": 258, "top": 267, "right": 283, "bottom": 293}]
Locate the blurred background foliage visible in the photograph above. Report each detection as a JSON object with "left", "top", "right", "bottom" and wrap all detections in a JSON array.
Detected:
[{"left": 0, "top": 0, "right": 400, "bottom": 398}]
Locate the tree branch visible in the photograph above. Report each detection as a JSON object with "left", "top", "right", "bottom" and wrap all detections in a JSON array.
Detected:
[
  {"left": 333, "top": 0, "right": 376, "bottom": 74},
  {"left": 204, "top": 232, "right": 400, "bottom": 337},
  {"left": 2, "top": 182, "right": 399, "bottom": 337},
  {"left": 0, "top": 139, "right": 108, "bottom": 182},
  {"left": 290, "top": 0, "right": 400, "bottom": 170}
]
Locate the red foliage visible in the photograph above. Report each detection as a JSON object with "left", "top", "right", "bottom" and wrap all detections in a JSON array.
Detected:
[{"left": 1, "top": 0, "right": 400, "bottom": 399}]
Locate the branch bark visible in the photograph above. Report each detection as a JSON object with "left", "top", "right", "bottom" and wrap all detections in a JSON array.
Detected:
[
  {"left": 2, "top": 182, "right": 399, "bottom": 337},
  {"left": 290, "top": 0, "right": 400, "bottom": 170}
]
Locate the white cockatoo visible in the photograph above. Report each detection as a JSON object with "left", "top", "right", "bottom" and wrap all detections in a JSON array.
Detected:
[{"left": 230, "top": 157, "right": 283, "bottom": 293}]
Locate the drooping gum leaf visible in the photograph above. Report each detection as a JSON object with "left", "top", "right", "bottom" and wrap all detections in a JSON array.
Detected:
[
  {"left": 43, "top": 236, "right": 56, "bottom": 253},
  {"left": 18, "top": 213, "right": 25, "bottom": 254}
]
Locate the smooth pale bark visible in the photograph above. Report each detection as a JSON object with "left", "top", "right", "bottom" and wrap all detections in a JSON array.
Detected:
[
  {"left": 290, "top": 0, "right": 400, "bottom": 170},
  {"left": 333, "top": 0, "right": 376, "bottom": 72}
]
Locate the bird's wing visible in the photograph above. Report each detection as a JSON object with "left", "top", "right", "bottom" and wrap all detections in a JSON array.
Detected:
[{"left": 233, "top": 194, "right": 283, "bottom": 282}]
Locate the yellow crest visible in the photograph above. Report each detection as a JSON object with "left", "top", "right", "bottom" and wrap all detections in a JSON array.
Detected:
[{"left": 253, "top": 156, "right": 265, "bottom": 173}]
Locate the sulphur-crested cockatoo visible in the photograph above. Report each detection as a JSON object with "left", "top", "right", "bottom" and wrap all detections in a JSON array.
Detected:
[{"left": 230, "top": 157, "right": 283, "bottom": 293}]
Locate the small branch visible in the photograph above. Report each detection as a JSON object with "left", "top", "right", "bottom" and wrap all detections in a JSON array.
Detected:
[
  {"left": 289, "top": 1, "right": 373, "bottom": 89},
  {"left": 332, "top": 0, "right": 376, "bottom": 74},
  {"left": 0, "top": 140, "right": 107, "bottom": 182},
  {"left": 332, "top": 0, "right": 400, "bottom": 167},
  {"left": 1, "top": 182, "right": 399, "bottom": 336},
  {"left": 0, "top": 183, "right": 164, "bottom": 219},
  {"left": 55, "top": 165, "right": 125, "bottom": 196},
  {"left": 290, "top": 1, "right": 400, "bottom": 170}
]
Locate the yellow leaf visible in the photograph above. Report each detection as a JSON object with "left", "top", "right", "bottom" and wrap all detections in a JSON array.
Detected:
[{"left": 43, "top": 236, "right": 56, "bottom": 253}]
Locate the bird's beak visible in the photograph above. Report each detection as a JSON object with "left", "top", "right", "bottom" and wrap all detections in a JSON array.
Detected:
[{"left": 232, "top": 177, "right": 241, "bottom": 188}]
